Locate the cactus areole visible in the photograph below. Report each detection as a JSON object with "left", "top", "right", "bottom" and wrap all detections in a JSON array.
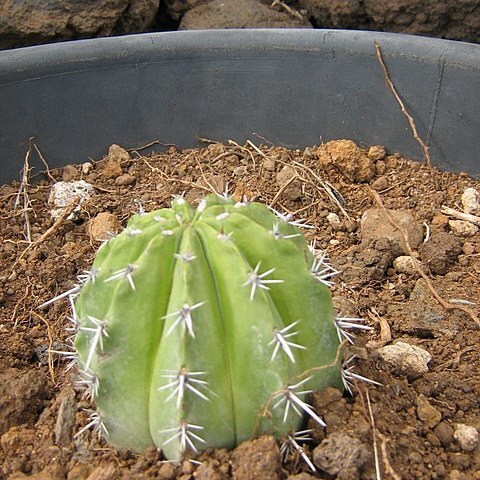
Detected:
[{"left": 74, "top": 194, "right": 343, "bottom": 460}]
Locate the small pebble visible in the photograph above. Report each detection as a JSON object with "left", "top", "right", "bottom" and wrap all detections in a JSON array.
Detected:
[
  {"left": 454, "top": 424, "right": 479, "bottom": 451},
  {"left": 115, "top": 174, "right": 136, "bottom": 186},
  {"left": 434, "top": 422, "right": 454, "bottom": 448},
  {"left": 371, "top": 175, "right": 388, "bottom": 191},
  {"left": 62, "top": 164, "right": 79, "bottom": 182},
  {"left": 462, "top": 187, "right": 480, "bottom": 215},
  {"left": 368, "top": 145, "right": 387, "bottom": 161},
  {"left": 393, "top": 255, "right": 416, "bottom": 274},
  {"left": 88, "top": 212, "right": 122, "bottom": 242},
  {"left": 417, "top": 394, "right": 442, "bottom": 428},
  {"left": 263, "top": 158, "right": 276, "bottom": 171},
  {"left": 55, "top": 387, "right": 77, "bottom": 446},
  {"left": 81, "top": 162, "right": 94, "bottom": 175},
  {"left": 326, "top": 212, "right": 342, "bottom": 230}
]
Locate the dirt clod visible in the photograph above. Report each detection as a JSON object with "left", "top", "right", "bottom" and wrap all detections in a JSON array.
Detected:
[
  {"left": 231, "top": 435, "right": 281, "bottom": 480},
  {"left": 317, "top": 139, "right": 375, "bottom": 182},
  {"left": 0, "top": 367, "right": 49, "bottom": 435},
  {"left": 313, "top": 432, "right": 371, "bottom": 480},
  {"left": 420, "top": 231, "right": 463, "bottom": 275}
]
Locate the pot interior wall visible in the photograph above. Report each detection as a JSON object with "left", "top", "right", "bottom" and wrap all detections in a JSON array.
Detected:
[{"left": 0, "top": 29, "right": 479, "bottom": 182}]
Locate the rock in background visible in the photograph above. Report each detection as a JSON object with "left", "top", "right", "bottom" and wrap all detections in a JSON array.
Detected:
[
  {"left": 0, "top": 0, "right": 160, "bottom": 49},
  {"left": 0, "top": 0, "right": 479, "bottom": 49},
  {"left": 298, "top": 0, "right": 480, "bottom": 43},
  {"left": 178, "top": 0, "right": 311, "bottom": 30}
]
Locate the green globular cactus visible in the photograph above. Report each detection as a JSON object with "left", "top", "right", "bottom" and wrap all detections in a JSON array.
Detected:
[{"left": 72, "top": 194, "right": 344, "bottom": 460}]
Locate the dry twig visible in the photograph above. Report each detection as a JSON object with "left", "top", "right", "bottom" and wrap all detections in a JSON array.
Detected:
[
  {"left": 33, "top": 143, "right": 56, "bottom": 183},
  {"left": 378, "top": 433, "right": 402, "bottom": 480},
  {"left": 12, "top": 198, "right": 80, "bottom": 269},
  {"left": 31, "top": 310, "right": 56, "bottom": 384},
  {"left": 292, "top": 160, "right": 351, "bottom": 220},
  {"left": 366, "top": 307, "right": 392, "bottom": 349},
  {"left": 374, "top": 41, "right": 432, "bottom": 167},
  {"left": 441, "top": 205, "right": 480, "bottom": 226},
  {"left": 14, "top": 146, "right": 34, "bottom": 243},
  {"left": 269, "top": 174, "right": 298, "bottom": 208},
  {"left": 271, "top": 0, "right": 304, "bottom": 20},
  {"left": 366, "top": 390, "right": 382, "bottom": 480}
]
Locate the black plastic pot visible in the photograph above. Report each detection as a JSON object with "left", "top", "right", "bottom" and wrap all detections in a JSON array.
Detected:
[{"left": 0, "top": 29, "right": 479, "bottom": 183}]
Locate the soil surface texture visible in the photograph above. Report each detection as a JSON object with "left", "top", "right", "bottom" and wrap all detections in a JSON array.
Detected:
[{"left": 0, "top": 139, "right": 479, "bottom": 479}]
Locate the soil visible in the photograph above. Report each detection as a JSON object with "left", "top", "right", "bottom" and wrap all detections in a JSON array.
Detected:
[{"left": 0, "top": 139, "right": 479, "bottom": 479}]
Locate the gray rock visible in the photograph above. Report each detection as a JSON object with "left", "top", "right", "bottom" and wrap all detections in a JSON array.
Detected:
[
  {"left": 179, "top": 0, "right": 312, "bottom": 30},
  {"left": 0, "top": 0, "right": 159, "bottom": 49},
  {"left": 462, "top": 187, "right": 480, "bottom": 215},
  {"left": 276, "top": 165, "right": 302, "bottom": 201},
  {"left": 338, "top": 237, "right": 394, "bottom": 287},
  {"left": 55, "top": 387, "right": 77, "bottom": 446},
  {"left": 34, "top": 341, "right": 71, "bottom": 366},
  {"left": 405, "top": 278, "right": 447, "bottom": 333},
  {"left": 360, "top": 208, "right": 423, "bottom": 256},
  {"left": 313, "top": 432, "right": 371, "bottom": 480}
]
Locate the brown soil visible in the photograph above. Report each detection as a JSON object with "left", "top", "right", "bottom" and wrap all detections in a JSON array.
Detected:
[{"left": 0, "top": 140, "right": 479, "bottom": 479}]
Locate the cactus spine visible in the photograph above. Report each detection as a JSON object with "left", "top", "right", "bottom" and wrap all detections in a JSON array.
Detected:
[{"left": 73, "top": 194, "right": 343, "bottom": 460}]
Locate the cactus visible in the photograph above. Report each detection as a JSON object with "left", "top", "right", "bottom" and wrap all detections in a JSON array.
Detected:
[{"left": 72, "top": 194, "right": 346, "bottom": 460}]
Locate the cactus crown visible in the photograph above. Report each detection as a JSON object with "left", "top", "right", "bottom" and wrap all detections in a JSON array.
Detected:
[{"left": 73, "top": 194, "right": 344, "bottom": 460}]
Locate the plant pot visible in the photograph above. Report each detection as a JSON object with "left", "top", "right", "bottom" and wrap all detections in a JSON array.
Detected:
[{"left": 0, "top": 29, "right": 479, "bottom": 183}]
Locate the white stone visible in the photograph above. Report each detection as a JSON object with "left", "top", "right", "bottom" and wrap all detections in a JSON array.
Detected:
[
  {"left": 81, "top": 162, "right": 93, "bottom": 175},
  {"left": 393, "top": 255, "right": 416, "bottom": 274},
  {"left": 374, "top": 342, "right": 431, "bottom": 379},
  {"left": 462, "top": 187, "right": 480, "bottom": 215},
  {"left": 454, "top": 424, "right": 479, "bottom": 451},
  {"left": 327, "top": 212, "right": 342, "bottom": 230},
  {"left": 449, "top": 219, "right": 478, "bottom": 237},
  {"left": 48, "top": 180, "right": 93, "bottom": 220}
]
